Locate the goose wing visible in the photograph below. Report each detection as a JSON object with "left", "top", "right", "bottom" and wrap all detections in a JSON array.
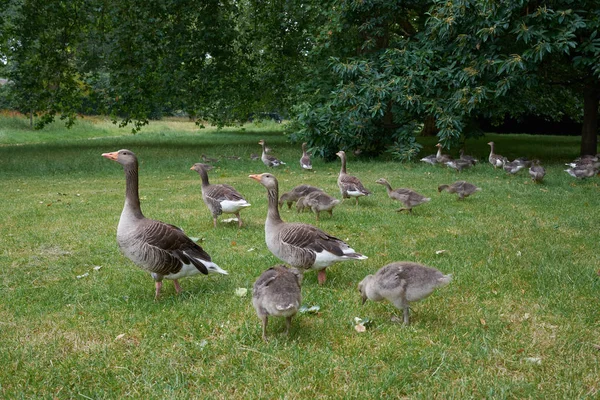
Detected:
[
  {"left": 279, "top": 223, "right": 348, "bottom": 257},
  {"left": 339, "top": 174, "right": 371, "bottom": 194}
]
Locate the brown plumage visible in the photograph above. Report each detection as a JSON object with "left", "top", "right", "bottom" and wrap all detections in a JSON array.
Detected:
[
  {"left": 102, "top": 149, "right": 227, "bottom": 299},
  {"left": 336, "top": 150, "right": 371, "bottom": 205},
  {"left": 438, "top": 180, "right": 480, "bottom": 200},
  {"left": 259, "top": 139, "right": 285, "bottom": 167},
  {"left": 300, "top": 142, "right": 312, "bottom": 170},
  {"left": 435, "top": 143, "right": 453, "bottom": 164},
  {"left": 295, "top": 191, "right": 341, "bottom": 221},
  {"left": 375, "top": 178, "right": 430, "bottom": 213},
  {"left": 487, "top": 142, "right": 504, "bottom": 168},
  {"left": 279, "top": 184, "right": 323, "bottom": 209}
]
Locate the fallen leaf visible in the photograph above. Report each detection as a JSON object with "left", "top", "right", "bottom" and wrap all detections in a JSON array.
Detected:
[
  {"left": 592, "top": 344, "right": 600, "bottom": 351},
  {"left": 524, "top": 357, "right": 542, "bottom": 365},
  {"left": 76, "top": 273, "right": 89, "bottom": 279},
  {"left": 390, "top": 316, "right": 402, "bottom": 323},
  {"left": 516, "top": 251, "right": 522, "bottom": 257},
  {"left": 222, "top": 217, "right": 239, "bottom": 223},
  {"left": 247, "top": 248, "right": 255, "bottom": 252},
  {"left": 93, "top": 266, "right": 102, "bottom": 271},
  {"left": 231, "top": 241, "right": 237, "bottom": 246},
  {"left": 435, "top": 250, "right": 447, "bottom": 255},
  {"left": 480, "top": 318, "right": 486, "bottom": 326},
  {"left": 234, "top": 288, "right": 248, "bottom": 297},
  {"left": 114, "top": 333, "right": 125, "bottom": 341},
  {"left": 354, "top": 324, "right": 367, "bottom": 333},
  {"left": 198, "top": 339, "right": 208, "bottom": 349},
  {"left": 491, "top": 289, "right": 498, "bottom": 295},
  {"left": 299, "top": 305, "right": 320, "bottom": 314}
]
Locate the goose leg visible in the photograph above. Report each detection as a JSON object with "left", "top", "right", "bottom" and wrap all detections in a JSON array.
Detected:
[
  {"left": 328, "top": 210, "right": 333, "bottom": 217},
  {"left": 395, "top": 208, "right": 407, "bottom": 213},
  {"left": 173, "top": 279, "right": 182, "bottom": 294},
  {"left": 261, "top": 315, "right": 269, "bottom": 342},
  {"left": 213, "top": 217, "right": 218, "bottom": 228},
  {"left": 285, "top": 316, "right": 292, "bottom": 336},
  {"left": 317, "top": 269, "right": 327, "bottom": 285},
  {"left": 355, "top": 197, "right": 359, "bottom": 206},
  {"left": 403, "top": 306, "right": 410, "bottom": 325},
  {"left": 154, "top": 281, "right": 163, "bottom": 299},
  {"left": 236, "top": 212, "right": 242, "bottom": 228}
]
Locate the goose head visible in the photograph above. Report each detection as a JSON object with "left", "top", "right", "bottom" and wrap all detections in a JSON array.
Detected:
[
  {"left": 249, "top": 173, "right": 278, "bottom": 190},
  {"left": 335, "top": 150, "right": 346, "bottom": 159},
  {"left": 358, "top": 275, "right": 373, "bottom": 305},
  {"left": 435, "top": 143, "right": 442, "bottom": 149},
  {"left": 375, "top": 178, "right": 389, "bottom": 186},
  {"left": 190, "top": 163, "right": 213, "bottom": 173},
  {"left": 102, "top": 149, "right": 137, "bottom": 167}
]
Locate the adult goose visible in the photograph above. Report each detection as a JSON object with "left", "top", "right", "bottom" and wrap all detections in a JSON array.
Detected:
[
  {"left": 435, "top": 143, "right": 453, "bottom": 164},
  {"left": 259, "top": 139, "right": 285, "bottom": 167},
  {"left": 300, "top": 142, "right": 312, "bottom": 170},
  {"left": 249, "top": 173, "right": 367, "bottom": 285},
  {"left": 375, "top": 178, "right": 430, "bottom": 213},
  {"left": 102, "top": 149, "right": 227, "bottom": 298},
  {"left": 445, "top": 159, "right": 473, "bottom": 172},
  {"left": 487, "top": 142, "right": 504, "bottom": 168},
  {"left": 529, "top": 160, "right": 546, "bottom": 183},
  {"left": 438, "top": 180, "right": 480, "bottom": 200},
  {"left": 253, "top": 265, "right": 303, "bottom": 342},
  {"left": 279, "top": 184, "right": 323, "bottom": 209},
  {"left": 336, "top": 150, "right": 372, "bottom": 205},
  {"left": 420, "top": 154, "right": 438, "bottom": 166},
  {"left": 190, "top": 163, "right": 251, "bottom": 228},
  {"left": 359, "top": 261, "right": 452, "bottom": 325}
]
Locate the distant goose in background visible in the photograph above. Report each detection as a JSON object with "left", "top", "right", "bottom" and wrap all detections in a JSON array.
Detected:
[
  {"left": 201, "top": 154, "right": 219, "bottom": 163},
  {"left": 250, "top": 153, "right": 260, "bottom": 161},
  {"left": 503, "top": 159, "right": 525, "bottom": 174},
  {"left": 300, "top": 142, "right": 312, "bottom": 170},
  {"left": 336, "top": 150, "right": 372, "bottom": 205},
  {"left": 446, "top": 159, "right": 473, "bottom": 172},
  {"left": 565, "top": 164, "right": 597, "bottom": 179},
  {"left": 565, "top": 154, "right": 600, "bottom": 169},
  {"left": 249, "top": 173, "right": 367, "bottom": 285},
  {"left": 487, "top": 142, "right": 504, "bottom": 168},
  {"left": 435, "top": 143, "right": 453, "bottom": 164},
  {"left": 529, "top": 160, "right": 546, "bottom": 183},
  {"left": 279, "top": 184, "right": 324, "bottom": 209},
  {"left": 438, "top": 180, "right": 480, "bottom": 200},
  {"left": 420, "top": 154, "right": 438, "bottom": 166},
  {"left": 358, "top": 261, "right": 452, "bottom": 325},
  {"left": 296, "top": 191, "right": 341, "bottom": 221},
  {"left": 102, "top": 149, "right": 227, "bottom": 299},
  {"left": 513, "top": 157, "right": 532, "bottom": 168},
  {"left": 259, "top": 139, "right": 286, "bottom": 167},
  {"left": 190, "top": 163, "right": 251, "bottom": 228},
  {"left": 253, "top": 265, "right": 303, "bottom": 342},
  {"left": 459, "top": 149, "right": 478, "bottom": 165},
  {"left": 375, "top": 178, "right": 430, "bottom": 213}
]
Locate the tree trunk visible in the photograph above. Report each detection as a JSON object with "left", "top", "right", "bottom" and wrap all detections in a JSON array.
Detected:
[
  {"left": 420, "top": 115, "right": 438, "bottom": 137},
  {"left": 581, "top": 87, "right": 599, "bottom": 156}
]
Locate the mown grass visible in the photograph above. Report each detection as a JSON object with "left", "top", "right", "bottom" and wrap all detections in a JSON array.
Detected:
[{"left": 1, "top": 116, "right": 599, "bottom": 398}]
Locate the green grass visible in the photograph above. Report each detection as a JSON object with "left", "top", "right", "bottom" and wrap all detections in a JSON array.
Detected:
[{"left": 1, "top": 116, "right": 599, "bottom": 398}]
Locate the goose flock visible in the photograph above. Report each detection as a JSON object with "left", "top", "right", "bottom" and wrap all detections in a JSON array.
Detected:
[{"left": 103, "top": 139, "right": 598, "bottom": 340}]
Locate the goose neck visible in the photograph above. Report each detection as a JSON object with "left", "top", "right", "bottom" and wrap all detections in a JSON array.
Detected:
[
  {"left": 123, "top": 163, "right": 144, "bottom": 219},
  {"left": 198, "top": 168, "right": 210, "bottom": 187},
  {"left": 266, "top": 186, "right": 283, "bottom": 224},
  {"left": 339, "top": 154, "right": 347, "bottom": 174}
]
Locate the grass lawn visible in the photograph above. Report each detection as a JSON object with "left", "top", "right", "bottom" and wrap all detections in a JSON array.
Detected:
[{"left": 1, "top": 116, "right": 599, "bottom": 398}]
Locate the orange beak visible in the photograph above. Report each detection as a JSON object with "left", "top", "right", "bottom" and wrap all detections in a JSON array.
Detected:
[
  {"left": 190, "top": 166, "right": 195, "bottom": 170},
  {"left": 248, "top": 174, "right": 263, "bottom": 182},
  {"left": 102, "top": 151, "right": 118, "bottom": 161}
]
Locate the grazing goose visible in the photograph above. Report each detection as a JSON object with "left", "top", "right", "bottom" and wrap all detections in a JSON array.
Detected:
[
  {"left": 375, "top": 178, "right": 430, "bottom": 213},
  {"left": 253, "top": 265, "right": 303, "bottom": 342},
  {"left": 201, "top": 154, "right": 219, "bottom": 163},
  {"left": 435, "top": 143, "right": 453, "bottom": 164},
  {"left": 459, "top": 149, "right": 478, "bottom": 165},
  {"left": 300, "top": 142, "right": 312, "bottom": 170},
  {"left": 565, "top": 164, "right": 597, "bottom": 179},
  {"left": 279, "top": 184, "right": 324, "bottom": 209},
  {"left": 250, "top": 153, "right": 260, "bottom": 161},
  {"left": 336, "top": 150, "right": 372, "bottom": 205},
  {"left": 528, "top": 160, "right": 546, "bottom": 183},
  {"left": 487, "top": 141, "right": 505, "bottom": 168},
  {"left": 420, "top": 154, "right": 438, "bottom": 166},
  {"left": 296, "top": 191, "right": 341, "bottom": 221},
  {"left": 249, "top": 173, "right": 367, "bottom": 285},
  {"left": 190, "top": 163, "right": 251, "bottom": 228},
  {"left": 358, "top": 262, "right": 452, "bottom": 325},
  {"left": 102, "top": 149, "right": 227, "bottom": 299},
  {"left": 446, "top": 159, "right": 473, "bottom": 172},
  {"left": 503, "top": 159, "right": 525, "bottom": 174},
  {"left": 438, "top": 180, "right": 480, "bottom": 200},
  {"left": 259, "top": 139, "right": 285, "bottom": 167}
]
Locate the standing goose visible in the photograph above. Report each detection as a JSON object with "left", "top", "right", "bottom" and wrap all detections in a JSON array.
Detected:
[
  {"left": 438, "top": 180, "right": 480, "bottom": 200},
  {"left": 359, "top": 262, "right": 452, "bottom": 325},
  {"left": 102, "top": 150, "right": 227, "bottom": 298},
  {"left": 445, "top": 159, "right": 473, "bottom": 172},
  {"left": 435, "top": 143, "right": 453, "bottom": 164},
  {"left": 253, "top": 265, "right": 303, "bottom": 342},
  {"left": 279, "top": 184, "right": 324, "bottom": 209},
  {"left": 300, "top": 142, "right": 312, "bottom": 170},
  {"left": 375, "top": 178, "right": 430, "bottom": 213},
  {"left": 190, "top": 163, "right": 251, "bottom": 228},
  {"left": 259, "top": 139, "right": 285, "bottom": 167},
  {"left": 336, "top": 150, "right": 372, "bottom": 205},
  {"left": 420, "top": 154, "right": 438, "bottom": 165},
  {"left": 487, "top": 141, "right": 505, "bottom": 168},
  {"left": 249, "top": 173, "right": 367, "bottom": 285},
  {"left": 529, "top": 160, "right": 546, "bottom": 183}
]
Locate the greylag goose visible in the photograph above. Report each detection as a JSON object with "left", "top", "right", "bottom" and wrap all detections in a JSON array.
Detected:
[
  {"left": 375, "top": 178, "right": 430, "bottom": 213},
  {"left": 249, "top": 173, "right": 367, "bottom": 285},
  {"left": 102, "top": 149, "right": 227, "bottom": 298},
  {"left": 250, "top": 153, "right": 260, "bottom": 161},
  {"left": 487, "top": 141, "right": 504, "bottom": 168},
  {"left": 565, "top": 164, "right": 597, "bottom": 179},
  {"left": 435, "top": 143, "right": 453, "bottom": 164},
  {"left": 190, "top": 163, "right": 251, "bottom": 228},
  {"left": 300, "top": 142, "right": 312, "bottom": 170},
  {"left": 446, "top": 159, "right": 473, "bottom": 172},
  {"left": 201, "top": 154, "right": 219, "bottom": 163},
  {"left": 513, "top": 157, "right": 532, "bottom": 168},
  {"left": 503, "top": 159, "right": 525, "bottom": 174},
  {"left": 528, "top": 160, "right": 546, "bottom": 183},
  {"left": 336, "top": 150, "right": 372, "bottom": 205},
  {"left": 459, "top": 149, "right": 477, "bottom": 165},
  {"left": 295, "top": 191, "right": 341, "bottom": 221},
  {"left": 438, "top": 180, "right": 480, "bottom": 200},
  {"left": 358, "top": 261, "right": 452, "bottom": 325},
  {"left": 259, "top": 139, "right": 285, "bottom": 167},
  {"left": 253, "top": 265, "right": 303, "bottom": 342},
  {"left": 420, "top": 154, "right": 438, "bottom": 165},
  {"left": 279, "top": 184, "right": 323, "bottom": 209}
]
